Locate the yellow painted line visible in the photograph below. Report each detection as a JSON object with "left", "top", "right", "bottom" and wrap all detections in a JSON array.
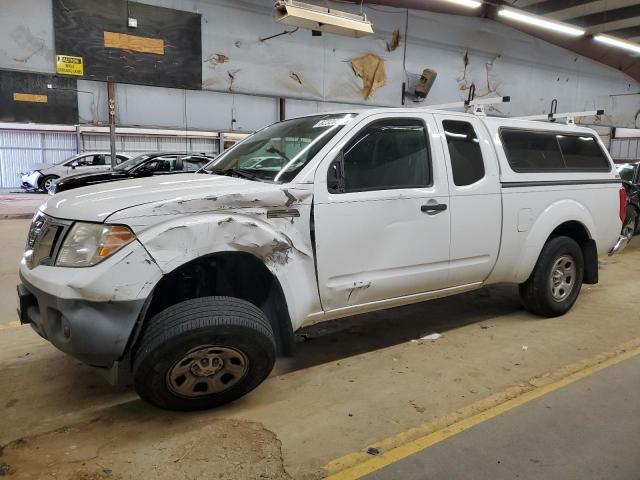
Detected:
[
  {"left": 0, "top": 321, "right": 22, "bottom": 330},
  {"left": 325, "top": 338, "right": 640, "bottom": 479}
]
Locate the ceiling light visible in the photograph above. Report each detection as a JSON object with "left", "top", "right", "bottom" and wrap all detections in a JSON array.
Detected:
[
  {"left": 441, "top": 0, "right": 483, "bottom": 9},
  {"left": 594, "top": 34, "right": 640, "bottom": 54},
  {"left": 498, "top": 8, "right": 585, "bottom": 37},
  {"left": 274, "top": 0, "right": 373, "bottom": 37}
]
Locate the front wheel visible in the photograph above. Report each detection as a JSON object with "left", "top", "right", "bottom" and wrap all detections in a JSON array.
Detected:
[
  {"left": 132, "top": 296, "right": 276, "bottom": 411},
  {"left": 519, "top": 236, "right": 584, "bottom": 317},
  {"left": 39, "top": 175, "right": 58, "bottom": 192}
]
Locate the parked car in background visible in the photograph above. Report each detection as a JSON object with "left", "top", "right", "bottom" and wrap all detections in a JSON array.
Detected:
[
  {"left": 20, "top": 152, "right": 131, "bottom": 192},
  {"left": 49, "top": 152, "right": 215, "bottom": 194},
  {"left": 615, "top": 161, "right": 640, "bottom": 237}
]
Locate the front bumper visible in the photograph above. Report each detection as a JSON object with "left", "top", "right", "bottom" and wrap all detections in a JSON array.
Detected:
[
  {"left": 18, "top": 275, "right": 145, "bottom": 368},
  {"left": 609, "top": 233, "right": 632, "bottom": 255},
  {"left": 21, "top": 171, "right": 42, "bottom": 190}
]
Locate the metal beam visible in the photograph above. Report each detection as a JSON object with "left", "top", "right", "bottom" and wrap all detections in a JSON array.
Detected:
[
  {"left": 604, "top": 24, "right": 640, "bottom": 37},
  {"left": 549, "top": 0, "right": 640, "bottom": 21},
  {"left": 586, "top": 15, "right": 640, "bottom": 33},
  {"left": 565, "top": 3, "right": 640, "bottom": 28},
  {"left": 509, "top": 0, "right": 550, "bottom": 8},
  {"left": 523, "top": 0, "right": 594, "bottom": 16}
]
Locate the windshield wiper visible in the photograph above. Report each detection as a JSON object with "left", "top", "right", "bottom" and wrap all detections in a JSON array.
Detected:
[{"left": 212, "top": 168, "right": 263, "bottom": 181}]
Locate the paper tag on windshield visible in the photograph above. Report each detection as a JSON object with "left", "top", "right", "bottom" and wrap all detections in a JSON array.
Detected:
[{"left": 313, "top": 117, "right": 351, "bottom": 128}]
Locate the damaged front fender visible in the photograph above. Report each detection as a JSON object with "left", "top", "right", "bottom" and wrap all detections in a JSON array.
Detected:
[{"left": 108, "top": 187, "right": 321, "bottom": 330}]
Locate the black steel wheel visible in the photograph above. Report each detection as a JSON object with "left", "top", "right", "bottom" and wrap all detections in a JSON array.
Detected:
[{"left": 133, "top": 296, "right": 276, "bottom": 411}]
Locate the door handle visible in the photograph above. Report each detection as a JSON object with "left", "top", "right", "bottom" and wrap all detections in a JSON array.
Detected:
[{"left": 421, "top": 203, "right": 447, "bottom": 214}]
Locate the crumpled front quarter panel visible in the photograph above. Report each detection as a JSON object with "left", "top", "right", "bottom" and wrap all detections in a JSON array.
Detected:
[{"left": 107, "top": 187, "right": 320, "bottom": 330}]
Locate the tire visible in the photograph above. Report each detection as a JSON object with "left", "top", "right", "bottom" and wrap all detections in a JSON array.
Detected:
[
  {"left": 39, "top": 175, "right": 58, "bottom": 192},
  {"left": 132, "top": 296, "right": 276, "bottom": 411},
  {"left": 518, "top": 236, "right": 584, "bottom": 318}
]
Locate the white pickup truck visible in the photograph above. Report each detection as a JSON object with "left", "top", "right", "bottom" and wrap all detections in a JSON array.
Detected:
[{"left": 18, "top": 108, "right": 628, "bottom": 410}]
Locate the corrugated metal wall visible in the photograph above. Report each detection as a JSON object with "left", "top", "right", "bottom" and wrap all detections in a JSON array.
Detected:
[
  {"left": 610, "top": 139, "right": 640, "bottom": 161},
  {"left": 81, "top": 134, "right": 219, "bottom": 156},
  {"left": 0, "top": 128, "right": 220, "bottom": 188},
  {"left": 0, "top": 130, "right": 77, "bottom": 188}
]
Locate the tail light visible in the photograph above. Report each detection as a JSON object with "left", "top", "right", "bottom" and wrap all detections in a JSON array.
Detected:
[{"left": 619, "top": 187, "right": 627, "bottom": 223}]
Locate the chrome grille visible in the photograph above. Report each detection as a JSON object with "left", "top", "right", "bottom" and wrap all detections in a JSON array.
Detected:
[{"left": 25, "top": 213, "right": 71, "bottom": 269}]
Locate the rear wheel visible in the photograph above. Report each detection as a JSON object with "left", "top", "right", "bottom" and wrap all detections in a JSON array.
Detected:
[
  {"left": 519, "top": 236, "right": 584, "bottom": 317},
  {"left": 132, "top": 296, "right": 276, "bottom": 411},
  {"left": 39, "top": 175, "right": 58, "bottom": 192}
]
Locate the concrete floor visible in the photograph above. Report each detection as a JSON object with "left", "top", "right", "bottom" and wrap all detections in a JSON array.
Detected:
[
  {"left": 1, "top": 216, "right": 640, "bottom": 479},
  {"left": 364, "top": 354, "right": 640, "bottom": 480}
]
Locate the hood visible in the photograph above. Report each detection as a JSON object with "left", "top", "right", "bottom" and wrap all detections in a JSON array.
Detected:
[
  {"left": 40, "top": 173, "right": 295, "bottom": 222},
  {"left": 29, "top": 163, "right": 52, "bottom": 172},
  {"left": 54, "top": 170, "right": 128, "bottom": 191}
]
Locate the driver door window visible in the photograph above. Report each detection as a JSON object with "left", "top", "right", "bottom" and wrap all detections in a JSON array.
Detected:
[{"left": 332, "top": 119, "right": 431, "bottom": 193}]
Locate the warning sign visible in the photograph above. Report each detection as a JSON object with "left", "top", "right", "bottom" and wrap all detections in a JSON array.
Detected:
[{"left": 56, "top": 55, "right": 84, "bottom": 76}]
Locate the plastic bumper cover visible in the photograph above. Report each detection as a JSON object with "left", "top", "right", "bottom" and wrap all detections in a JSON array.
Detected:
[{"left": 17, "top": 275, "right": 145, "bottom": 368}]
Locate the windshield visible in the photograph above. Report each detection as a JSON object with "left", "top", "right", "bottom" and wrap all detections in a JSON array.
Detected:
[
  {"left": 114, "top": 154, "right": 151, "bottom": 172},
  {"left": 203, "top": 113, "right": 355, "bottom": 182}
]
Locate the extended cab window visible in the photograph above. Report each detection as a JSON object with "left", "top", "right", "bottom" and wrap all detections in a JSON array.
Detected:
[
  {"left": 501, "top": 130, "right": 564, "bottom": 171},
  {"left": 556, "top": 135, "right": 610, "bottom": 171},
  {"left": 338, "top": 118, "right": 431, "bottom": 193},
  {"left": 501, "top": 129, "right": 610, "bottom": 172},
  {"left": 443, "top": 120, "right": 484, "bottom": 186}
]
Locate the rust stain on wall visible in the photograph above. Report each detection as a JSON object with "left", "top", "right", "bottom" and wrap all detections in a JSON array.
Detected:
[
  {"left": 204, "top": 53, "right": 230, "bottom": 67},
  {"left": 350, "top": 54, "right": 387, "bottom": 100},
  {"left": 227, "top": 69, "right": 240, "bottom": 92},
  {"left": 387, "top": 29, "right": 400, "bottom": 52},
  {"left": 289, "top": 72, "right": 303, "bottom": 85}
]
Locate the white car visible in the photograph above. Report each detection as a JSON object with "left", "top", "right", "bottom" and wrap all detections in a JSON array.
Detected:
[
  {"left": 20, "top": 152, "right": 131, "bottom": 192},
  {"left": 18, "top": 109, "right": 627, "bottom": 411}
]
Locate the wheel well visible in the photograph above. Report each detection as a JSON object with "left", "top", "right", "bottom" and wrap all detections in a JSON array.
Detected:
[
  {"left": 548, "top": 221, "right": 598, "bottom": 284},
  {"left": 134, "top": 252, "right": 295, "bottom": 357},
  {"left": 39, "top": 174, "right": 59, "bottom": 187}
]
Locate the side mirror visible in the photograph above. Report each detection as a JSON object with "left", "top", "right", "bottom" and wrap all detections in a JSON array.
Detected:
[
  {"left": 327, "top": 152, "right": 345, "bottom": 193},
  {"left": 70, "top": 161, "right": 78, "bottom": 169}
]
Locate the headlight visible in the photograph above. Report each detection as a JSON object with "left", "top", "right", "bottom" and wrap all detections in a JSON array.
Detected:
[{"left": 56, "top": 223, "right": 135, "bottom": 267}]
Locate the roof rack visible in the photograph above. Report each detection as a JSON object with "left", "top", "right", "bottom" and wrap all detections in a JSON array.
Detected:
[
  {"left": 517, "top": 99, "right": 605, "bottom": 125},
  {"left": 427, "top": 84, "right": 511, "bottom": 116}
]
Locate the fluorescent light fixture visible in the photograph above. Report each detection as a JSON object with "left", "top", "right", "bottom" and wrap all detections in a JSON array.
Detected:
[
  {"left": 274, "top": 0, "right": 373, "bottom": 37},
  {"left": 442, "top": 0, "right": 483, "bottom": 9},
  {"left": 498, "top": 8, "right": 585, "bottom": 37},
  {"left": 594, "top": 35, "right": 640, "bottom": 54}
]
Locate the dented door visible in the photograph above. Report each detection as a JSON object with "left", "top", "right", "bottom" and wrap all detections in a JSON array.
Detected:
[{"left": 313, "top": 113, "right": 451, "bottom": 311}]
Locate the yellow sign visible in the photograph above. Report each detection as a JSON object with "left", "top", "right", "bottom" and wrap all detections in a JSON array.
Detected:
[
  {"left": 13, "top": 93, "right": 48, "bottom": 103},
  {"left": 56, "top": 55, "right": 84, "bottom": 76}
]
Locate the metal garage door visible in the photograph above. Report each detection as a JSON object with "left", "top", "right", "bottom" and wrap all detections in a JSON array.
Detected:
[{"left": 0, "top": 129, "right": 77, "bottom": 188}]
